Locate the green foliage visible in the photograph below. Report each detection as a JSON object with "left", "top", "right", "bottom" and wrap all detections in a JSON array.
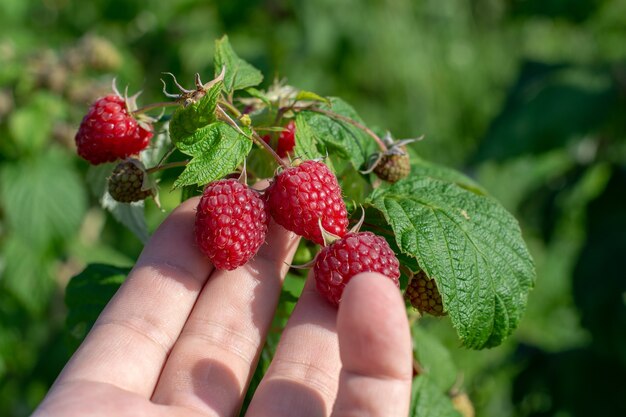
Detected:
[
  {"left": 65, "top": 264, "right": 129, "bottom": 352},
  {"left": 412, "top": 326, "right": 458, "bottom": 392},
  {"left": 368, "top": 174, "right": 535, "bottom": 348},
  {"left": 1, "top": 0, "right": 625, "bottom": 415},
  {"left": 296, "top": 98, "right": 378, "bottom": 169},
  {"left": 214, "top": 35, "right": 263, "bottom": 94},
  {"left": 173, "top": 122, "right": 253, "bottom": 187},
  {"left": 0, "top": 150, "right": 86, "bottom": 249},
  {"left": 410, "top": 375, "right": 461, "bottom": 417},
  {"left": 169, "top": 79, "right": 223, "bottom": 145}
]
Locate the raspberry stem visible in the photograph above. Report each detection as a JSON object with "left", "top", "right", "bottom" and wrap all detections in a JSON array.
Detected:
[
  {"left": 146, "top": 160, "right": 188, "bottom": 174},
  {"left": 132, "top": 101, "right": 179, "bottom": 115},
  {"left": 216, "top": 105, "right": 289, "bottom": 168},
  {"left": 298, "top": 107, "right": 388, "bottom": 152},
  {"left": 218, "top": 99, "right": 242, "bottom": 118}
]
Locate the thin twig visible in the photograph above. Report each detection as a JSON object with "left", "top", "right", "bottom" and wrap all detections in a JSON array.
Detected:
[{"left": 146, "top": 160, "right": 188, "bottom": 174}]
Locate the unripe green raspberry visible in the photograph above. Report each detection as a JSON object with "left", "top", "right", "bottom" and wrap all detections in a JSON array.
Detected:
[
  {"left": 108, "top": 159, "right": 153, "bottom": 203},
  {"left": 405, "top": 270, "right": 446, "bottom": 316},
  {"left": 374, "top": 148, "right": 410, "bottom": 183}
]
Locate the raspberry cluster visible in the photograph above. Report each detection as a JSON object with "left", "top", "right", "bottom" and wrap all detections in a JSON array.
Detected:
[
  {"left": 195, "top": 160, "right": 400, "bottom": 306},
  {"left": 75, "top": 94, "right": 402, "bottom": 306}
]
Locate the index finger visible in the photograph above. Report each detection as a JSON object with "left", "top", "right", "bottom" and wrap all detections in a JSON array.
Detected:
[{"left": 54, "top": 197, "right": 214, "bottom": 397}]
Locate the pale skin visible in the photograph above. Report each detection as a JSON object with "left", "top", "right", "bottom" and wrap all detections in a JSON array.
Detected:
[{"left": 33, "top": 197, "right": 413, "bottom": 417}]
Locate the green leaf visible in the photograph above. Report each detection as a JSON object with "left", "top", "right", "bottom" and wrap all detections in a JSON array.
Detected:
[
  {"left": 65, "top": 264, "right": 130, "bottom": 352},
  {"left": 174, "top": 122, "right": 252, "bottom": 187},
  {"left": 86, "top": 164, "right": 149, "bottom": 243},
  {"left": 169, "top": 80, "right": 223, "bottom": 146},
  {"left": 0, "top": 150, "right": 87, "bottom": 248},
  {"left": 294, "top": 112, "right": 323, "bottom": 160},
  {"left": 101, "top": 193, "right": 150, "bottom": 244},
  {"left": 410, "top": 375, "right": 461, "bottom": 417},
  {"left": 367, "top": 176, "right": 535, "bottom": 349},
  {"left": 295, "top": 90, "right": 330, "bottom": 105},
  {"left": 412, "top": 326, "right": 458, "bottom": 391},
  {"left": 214, "top": 35, "right": 263, "bottom": 93},
  {"left": 244, "top": 87, "right": 271, "bottom": 106},
  {"left": 297, "top": 97, "right": 377, "bottom": 169}
]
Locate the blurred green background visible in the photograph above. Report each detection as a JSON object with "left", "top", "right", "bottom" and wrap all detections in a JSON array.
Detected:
[{"left": 1, "top": 0, "right": 625, "bottom": 416}]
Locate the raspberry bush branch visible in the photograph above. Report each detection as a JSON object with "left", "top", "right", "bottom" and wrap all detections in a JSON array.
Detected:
[{"left": 73, "top": 34, "right": 535, "bottom": 354}]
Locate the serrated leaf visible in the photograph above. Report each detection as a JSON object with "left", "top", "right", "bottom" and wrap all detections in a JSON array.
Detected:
[
  {"left": 169, "top": 80, "right": 223, "bottom": 146},
  {"left": 0, "top": 150, "right": 87, "bottom": 248},
  {"left": 295, "top": 90, "right": 330, "bottom": 105},
  {"left": 65, "top": 264, "right": 130, "bottom": 352},
  {"left": 174, "top": 122, "right": 252, "bottom": 187},
  {"left": 297, "top": 97, "right": 377, "bottom": 169},
  {"left": 410, "top": 375, "right": 461, "bottom": 417},
  {"left": 412, "top": 326, "right": 457, "bottom": 391},
  {"left": 367, "top": 176, "right": 535, "bottom": 349},
  {"left": 215, "top": 35, "right": 263, "bottom": 93},
  {"left": 101, "top": 192, "right": 149, "bottom": 243},
  {"left": 294, "top": 112, "right": 323, "bottom": 160}
]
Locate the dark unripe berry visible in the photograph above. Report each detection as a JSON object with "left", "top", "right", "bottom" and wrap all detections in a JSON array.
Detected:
[
  {"left": 374, "top": 148, "right": 410, "bottom": 183},
  {"left": 108, "top": 159, "right": 152, "bottom": 203},
  {"left": 405, "top": 270, "right": 446, "bottom": 316}
]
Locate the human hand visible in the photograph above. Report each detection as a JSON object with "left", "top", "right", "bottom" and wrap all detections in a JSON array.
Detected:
[{"left": 34, "top": 197, "right": 413, "bottom": 417}]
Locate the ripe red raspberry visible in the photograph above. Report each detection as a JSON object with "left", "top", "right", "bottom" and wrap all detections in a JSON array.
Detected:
[
  {"left": 75, "top": 94, "right": 153, "bottom": 164},
  {"left": 405, "top": 270, "right": 446, "bottom": 316},
  {"left": 262, "top": 120, "right": 296, "bottom": 158},
  {"left": 266, "top": 160, "right": 348, "bottom": 245},
  {"left": 195, "top": 179, "right": 269, "bottom": 270},
  {"left": 314, "top": 231, "right": 400, "bottom": 306}
]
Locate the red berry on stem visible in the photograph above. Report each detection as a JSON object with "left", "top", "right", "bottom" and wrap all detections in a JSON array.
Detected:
[
  {"left": 314, "top": 231, "right": 401, "bottom": 306},
  {"left": 75, "top": 94, "right": 153, "bottom": 164},
  {"left": 276, "top": 120, "right": 296, "bottom": 158},
  {"left": 195, "top": 179, "right": 269, "bottom": 270},
  {"left": 266, "top": 160, "right": 348, "bottom": 245},
  {"left": 262, "top": 120, "right": 296, "bottom": 158}
]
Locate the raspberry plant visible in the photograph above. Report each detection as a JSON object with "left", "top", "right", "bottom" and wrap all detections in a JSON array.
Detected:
[{"left": 67, "top": 35, "right": 535, "bottom": 416}]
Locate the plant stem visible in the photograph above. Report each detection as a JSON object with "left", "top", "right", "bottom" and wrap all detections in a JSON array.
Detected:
[
  {"left": 302, "top": 107, "right": 388, "bottom": 152},
  {"left": 146, "top": 160, "right": 188, "bottom": 174},
  {"left": 218, "top": 99, "right": 242, "bottom": 118},
  {"left": 133, "top": 101, "right": 179, "bottom": 115},
  {"left": 216, "top": 105, "right": 288, "bottom": 168}
]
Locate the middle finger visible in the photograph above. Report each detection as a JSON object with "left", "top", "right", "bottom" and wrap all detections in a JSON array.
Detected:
[{"left": 152, "top": 221, "right": 299, "bottom": 416}]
